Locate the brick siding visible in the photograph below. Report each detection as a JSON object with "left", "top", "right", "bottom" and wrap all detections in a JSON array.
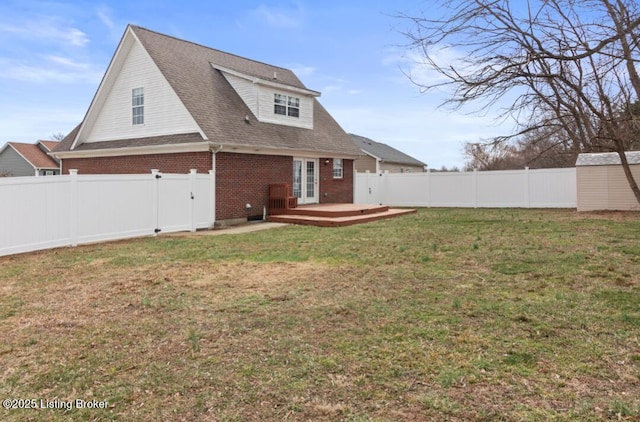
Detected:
[
  {"left": 61, "top": 152, "right": 212, "bottom": 175},
  {"left": 215, "top": 152, "right": 292, "bottom": 221},
  {"left": 319, "top": 158, "right": 354, "bottom": 204}
]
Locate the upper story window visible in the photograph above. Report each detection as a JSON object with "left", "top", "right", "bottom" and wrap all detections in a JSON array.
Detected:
[
  {"left": 132, "top": 87, "right": 144, "bottom": 125},
  {"left": 333, "top": 158, "right": 343, "bottom": 179},
  {"left": 274, "top": 93, "right": 299, "bottom": 118}
]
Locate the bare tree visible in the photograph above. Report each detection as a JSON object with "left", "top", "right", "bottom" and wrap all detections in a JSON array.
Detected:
[
  {"left": 401, "top": 0, "right": 640, "bottom": 203},
  {"left": 50, "top": 132, "right": 66, "bottom": 142},
  {"left": 464, "top": 123, "right": 581, "bottom": 170}
]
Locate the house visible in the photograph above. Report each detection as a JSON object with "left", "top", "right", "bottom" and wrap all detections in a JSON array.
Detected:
[
  {"left": 0, "top": 140, "right": 60, "bottom": 177},
  {"left": 351, "top": 134, "right": 426, "bottom": 173},
  {"left": 576, "top": 151, "right": 640, "bottom": 211},
  {"left": 52, "top": 25, "right": 361, "bottom": 226}
]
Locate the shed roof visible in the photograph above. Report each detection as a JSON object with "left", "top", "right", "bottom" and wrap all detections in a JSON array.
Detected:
[{"left": 576, "top": 151, "right": 640, "bottom": 166}]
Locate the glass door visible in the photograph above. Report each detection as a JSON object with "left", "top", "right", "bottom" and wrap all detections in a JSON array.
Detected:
[{"left": 293, "top": 158, "right": 318, "bottom": 204}]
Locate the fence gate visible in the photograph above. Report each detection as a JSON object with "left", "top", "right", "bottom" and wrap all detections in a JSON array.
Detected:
[{"left": 355, "top": 172, "right": 382, "bottom": 205}]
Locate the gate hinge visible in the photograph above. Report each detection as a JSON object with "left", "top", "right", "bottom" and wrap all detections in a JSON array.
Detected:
[
  {"left": 155, "top": 174, "right": 162, "bottom": 179},
  {"left": 154, "top": 228, "right": 162, "bottom": 234}
]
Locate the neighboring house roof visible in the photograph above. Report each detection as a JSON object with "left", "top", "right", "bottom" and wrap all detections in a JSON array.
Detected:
[
  {"left": 0, "top": 141, "right": 59, "bottom": 170},
  {"left": 54, "top": 25, "right": 360, "bottom": 158},
  {"left": 576, "top": 151, "right": 640, "bottom": 166},
  {"left": 38, "top": 140, "right": 60, "bottom": 152},
  {"left": 350, "top": 134, "right": 426, "bottom": 167}
]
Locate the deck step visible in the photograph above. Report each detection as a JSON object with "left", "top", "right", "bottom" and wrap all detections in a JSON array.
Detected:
[
  {"left": 268, "top": 208, "right": 416, "bottom": 227},
  {"left": 286, "top": 204, "right": 389, "bottom": 218}
]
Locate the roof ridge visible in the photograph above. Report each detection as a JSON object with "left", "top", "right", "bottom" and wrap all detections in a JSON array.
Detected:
[{"left": 130, "top": 24, "right": 293, "bottom": 73}]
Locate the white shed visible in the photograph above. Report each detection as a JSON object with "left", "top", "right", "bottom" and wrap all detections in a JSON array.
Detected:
[{"left": 576, "top": 151, "right": 640, "bottom": 211}]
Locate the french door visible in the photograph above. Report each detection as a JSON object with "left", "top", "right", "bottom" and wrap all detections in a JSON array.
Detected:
[{"left": 293, "top": 158, "right": 318, "bottom": 204}]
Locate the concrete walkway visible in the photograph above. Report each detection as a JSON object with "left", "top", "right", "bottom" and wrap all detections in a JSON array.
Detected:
[{"left": 167, "top": 222, "right": 290, "bottom": 237}]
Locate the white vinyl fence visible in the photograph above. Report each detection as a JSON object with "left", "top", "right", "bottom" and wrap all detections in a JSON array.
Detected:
[
  {"left": 0, "top": 170, "right": 215, "bottom": 257},
  {"left": 355, "top": 167, "right": 577, "bottom": 208}
]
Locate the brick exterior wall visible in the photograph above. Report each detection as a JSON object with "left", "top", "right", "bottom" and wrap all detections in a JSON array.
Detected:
[
  {"left": 215, "top": 152, "right": 293, "bottom": 221},
  {"left": 319, "top": 158, "right": 354, "bottom": 204},
  {"left": 61, "top": 151, "right": 354, "bottom": 223},
  {"left": 61, "top": 152, "right": 212, "bottom": 175}
]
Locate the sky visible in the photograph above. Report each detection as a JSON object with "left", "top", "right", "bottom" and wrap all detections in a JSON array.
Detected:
[{"left": 0, "top": 0, "right": 513, "bottom": 169}]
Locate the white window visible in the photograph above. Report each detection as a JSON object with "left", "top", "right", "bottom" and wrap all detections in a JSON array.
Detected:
[
  {"left": 274, "top": 93, "right": 300, "bottom": 118},
  {"left": 132, "top": 87, "right": 144, "bottom": 125},
  {"left": 333, "top": 158, "right": 343, "bottom": 179},
  {"left": 287, "top": 96, "right": 299, "bottom": 117}
]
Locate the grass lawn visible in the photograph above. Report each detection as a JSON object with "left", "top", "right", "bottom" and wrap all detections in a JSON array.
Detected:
[{"left": 1, "top": 208, "right": 639, "bottom": 421}]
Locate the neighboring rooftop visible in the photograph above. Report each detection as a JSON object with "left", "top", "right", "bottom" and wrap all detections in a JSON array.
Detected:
[
  {"left": 38, "top": 140, "right": 61, "bottom": 152},
  {"left": 350, "top": 134, "right": 426, "bottom": 167},
  {"left": 2, "top": 141, "right": 59, "bottom": 169}
]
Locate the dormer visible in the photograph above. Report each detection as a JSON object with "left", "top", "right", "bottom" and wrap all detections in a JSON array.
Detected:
[{"left": 213, "top": 64, "right": 320, "bottom": 130}]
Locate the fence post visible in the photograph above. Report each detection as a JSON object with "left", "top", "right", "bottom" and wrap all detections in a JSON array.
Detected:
[
  {"left": 426, "top": 168, "right": 431, "bottom": 207},
  {"left": 473, "top": 169, "right": 478, "bottom": 208},
  {"left": 69, "top": 169, "right": 79, "bottom": 247},
  {"left": 209, "top": 169, "right": 216, "bottom": 228},
  {"left": 353, "top": 166, "right": 357, "bottom": 205},
  {"left": 380, "top": 171, "right": 389, "bottom": 205},
  {"left": 362, "top": 170, "right": 369, "bottom": 204},
  {"left": 151, "top": 169, "right": 160, "bottom": 235},
  {"left": 524, "top": 166, "right": 531, "bottom": 208},
  {"left": 189, "top": 169, "right": 197, "bottom": 232}
]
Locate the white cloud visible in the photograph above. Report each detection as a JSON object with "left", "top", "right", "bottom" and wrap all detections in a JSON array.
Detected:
[
  {"left": 0, "top": 19, "right": 89, "bottom": 47},
  {"left": 96, "top": 6, "right": 115, "bottom": 30},
  {"left": 322, "top": 84, "right": 342, "bottom": 93},
  {"left": 63, "top": 27, "right": 89, "bottom": 47},
  {"left": 45, "top": 55, "right": 90, "bottom": 70},
  {"left": 0, "top": 58, "right": 101, "bottom": 84},
  {"left": 251, "top": 4, "right": 304, "bottom": 28},
  {"left": 381, "top": 45, "right": 473, "bottom": 98},
  {"left": 290, "top": 65, "right": 316, "bottom": 77}
]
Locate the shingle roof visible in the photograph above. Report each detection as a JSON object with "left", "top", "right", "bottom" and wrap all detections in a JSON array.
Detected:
[
  {"left": 56, "top": 25, "right": 360, "bottom": 157},
  {"left": 350, "top": 134, "right": 426, "bottom": 167},
  {"left": 576, "top": 151, "right": 640, "bottom": 166},
  {"left": 52, "top": 125, "right": 79, "bottom": 153},
  {"left": 70, "top": 133, "right": 204, "bottom": 151},
  {"left": 8, "top": 142, "right": 59, "bottom": 169},
  {"left": 38, "top": 140, "right": 59, "bottom": 151}
]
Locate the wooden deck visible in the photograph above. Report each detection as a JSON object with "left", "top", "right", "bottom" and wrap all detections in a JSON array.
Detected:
[{"left": 267, "top": 203, "right": 416, "bottom": 227}]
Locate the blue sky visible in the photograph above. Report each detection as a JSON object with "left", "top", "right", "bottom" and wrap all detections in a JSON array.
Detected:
[{"left": 0, "top": 0, "right": 510, "bottom": 169}]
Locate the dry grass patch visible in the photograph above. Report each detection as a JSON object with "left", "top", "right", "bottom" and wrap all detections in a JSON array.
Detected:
[{"left": 1, "top": 208, "right": 639, "bottom": 421}]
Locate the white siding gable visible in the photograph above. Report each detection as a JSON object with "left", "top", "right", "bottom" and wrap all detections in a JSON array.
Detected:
[
  {"left": 83, "top": 39, "right": 202, "bottom": 143},
  {"left": 218, "top": 69, "right": 314, "bottom": 130},
  {"left": 257, "top": 86, "right": 313, "bottom": 129},
  {"left": 223, "top": 73, "right": 259, "bottom": 118}
]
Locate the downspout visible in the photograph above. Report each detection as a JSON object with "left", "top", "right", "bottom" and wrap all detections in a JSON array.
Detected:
[
  {"left": 210, "top": 145, "right": 223, "bottom": 228},
  {"left": 48, "top": 150, "right": 63, "bottom": 175}
]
